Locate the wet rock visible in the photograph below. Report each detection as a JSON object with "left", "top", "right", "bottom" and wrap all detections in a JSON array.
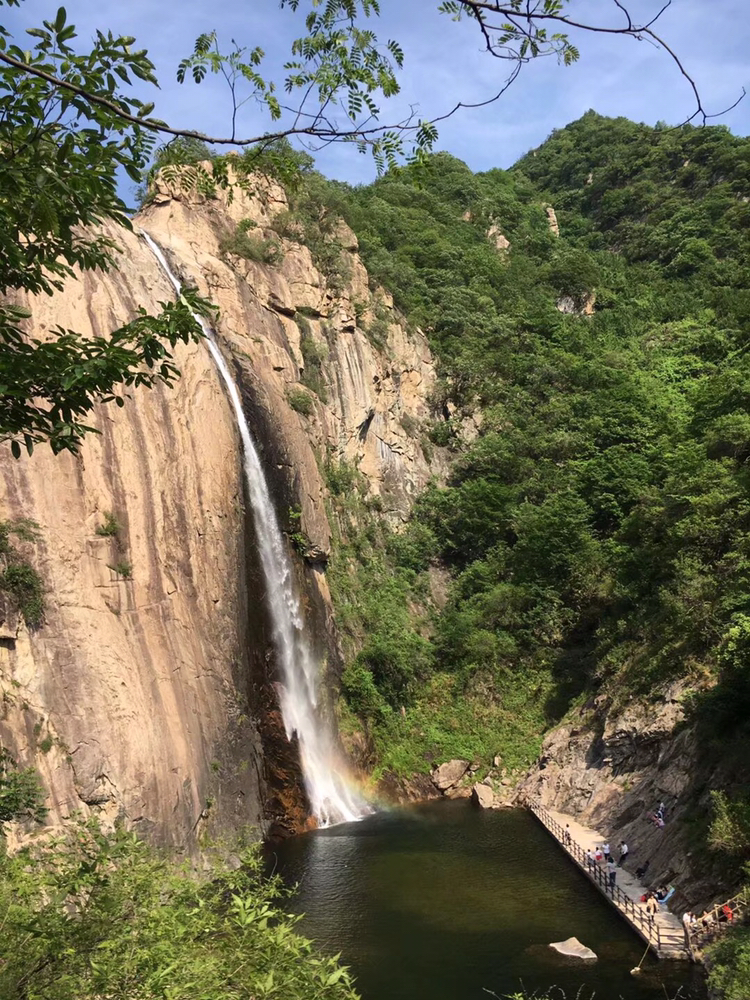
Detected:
[
  {"left": 377, "top": 772, "right": 440, "bottom": 804},
  {"left": 445, "top": 785, "right": 472, "bottom": 800},
  {"left": 471, "top": 782, "right": 495, "bottom": 809}
]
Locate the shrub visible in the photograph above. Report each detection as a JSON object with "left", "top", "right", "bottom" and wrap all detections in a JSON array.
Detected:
[
  {"left": 95, "top": 511, "right": 120, "bottom": 537},
  {"left": 298, "top": 326, "right": 329, "bottom": 402},
  {"left": 363, "top": 303, "right": 390, "bottom": 350},
  {"left": 0, "top": 823, "right": 359, "bottom": 1000},
  {"left": 427, "top": 420, "right": 453, "bottom": 447},
  {"left": 341, "top": 661, "right": 388, "bottom": 721},
  {"left": 220, "top": 219, "right": 281, "bottom": 265},
  {"left": 0, "top": 562, "right": 44, "bottom": 627},
  {"left": 324, "top": 456, "right": 363, "bottom": 497},
  {"left": 287, "top": 389, "right": 314, "bottom": 416},
  {"left": 0, "top": 749, "right": 45, "bottom": 824},
  {"left": 110, "top": 560, "right": 132, "bottom": 579}
]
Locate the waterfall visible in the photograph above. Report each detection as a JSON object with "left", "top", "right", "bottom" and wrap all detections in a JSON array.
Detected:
[{"left": 141, "top": 231, "right": 367, "bottom": 827}]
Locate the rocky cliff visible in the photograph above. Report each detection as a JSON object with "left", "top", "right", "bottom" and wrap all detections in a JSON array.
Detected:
[
  {"left": 516, "top": 683, "right": 747, "bottom": 913},
  {"left": 0, "top": 169, "right": 437, "bottom": 847}
]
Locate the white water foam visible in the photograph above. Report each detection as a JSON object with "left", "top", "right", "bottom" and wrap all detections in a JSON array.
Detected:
[{"left": 141, "top": 231, "right": 368, "bottom": 826}]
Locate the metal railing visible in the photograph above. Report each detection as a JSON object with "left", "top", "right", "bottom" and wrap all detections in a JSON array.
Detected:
[{"left": 529, "top": 801, "right": 662, "bottom": 952}]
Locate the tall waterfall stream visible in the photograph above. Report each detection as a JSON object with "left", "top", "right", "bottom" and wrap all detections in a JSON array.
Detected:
[{"left": 142, "top": 231, "right": 367, "bottom": 827}]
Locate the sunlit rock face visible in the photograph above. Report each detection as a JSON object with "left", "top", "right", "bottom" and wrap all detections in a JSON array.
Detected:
[{"left": 0, "top": 170, "right": 438, "bottom": 847}]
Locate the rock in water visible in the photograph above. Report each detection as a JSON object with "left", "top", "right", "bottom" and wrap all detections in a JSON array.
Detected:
[
  {"left": 431, "top": 759, "right": 471, "bottom": 791},
  {"left": 549, "top": 938, "right": 597, "bottom": 961},
  {"left": 471, "top": 782, "right": 495, "bottom": 809}
]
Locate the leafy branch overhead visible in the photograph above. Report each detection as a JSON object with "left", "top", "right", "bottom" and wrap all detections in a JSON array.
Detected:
[{"left": 0, "top": 0, "right": 740, "bottom": 456}]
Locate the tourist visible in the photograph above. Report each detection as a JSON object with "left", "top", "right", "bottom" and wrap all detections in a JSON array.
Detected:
[
  {"left": 602, "top": 840, "right": 611, "bottom": 862},
  {"left": 585, "top": 848, "right": 594, "bottom": 867},
  {"left": 607, "top": 860, "right": 617, "bottom": 889},
  {"left": 646, "top": 893, "right": 659, "bottom": 915},
  {"left": 618, "top": 841, "right": 629, "bottom": 867},
  {"left": 594, "top": 845, "right": 603, "bottom": 863},
  {"left": 635, "top": 860, "right": 651, "bottom": 880},
  {"left": 683, "top": 910, "right": 693, "bottom": 927},
  {"left": 564, "top": 824, "right": 571, "bottom": 846}
]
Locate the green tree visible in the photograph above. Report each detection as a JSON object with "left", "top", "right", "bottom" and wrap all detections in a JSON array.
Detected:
[
  {"left": 0, "top": 748, "right": 45, "bottom": 825},
  {"left": 0, "top": 822, "right": 359, "bottom": 1000},
  {"left": 0, "top": 0, "right": 715, "bottom": 456}
]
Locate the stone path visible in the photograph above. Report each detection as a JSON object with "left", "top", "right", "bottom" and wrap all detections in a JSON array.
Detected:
[{"left": 529, "top": 802, "right": 691, "bottom": 961}]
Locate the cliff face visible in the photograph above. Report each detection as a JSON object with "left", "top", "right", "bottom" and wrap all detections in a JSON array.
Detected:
[{"left": 0, "top": 171, "right": 437, "bottom": 847}]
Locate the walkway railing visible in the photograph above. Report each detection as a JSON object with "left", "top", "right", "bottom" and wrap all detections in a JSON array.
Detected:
[
  {"left": 529, "top": 801, "right": 662, "bottom": 953},
  {"left": 687, "top": 887, "right": 749, "bottom": 955}
]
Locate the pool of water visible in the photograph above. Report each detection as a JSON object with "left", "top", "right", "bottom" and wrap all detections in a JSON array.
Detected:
[{"left": 267, "top": 800, "right": 706, "bottom": 1000}]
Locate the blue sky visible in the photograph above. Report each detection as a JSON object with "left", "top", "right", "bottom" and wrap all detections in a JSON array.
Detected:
[{"left": 7, "top": 0, "right": 750, "bottom": 188}]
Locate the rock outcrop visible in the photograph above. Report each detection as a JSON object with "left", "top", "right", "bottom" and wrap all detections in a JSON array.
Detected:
[
  {"left": 0, "top": 167, "right": 439, "bottom": 847},
  {"left": 0, "top": 224, "right": 264, "bottom": 849},
  {"left": 545, "top": 205, "right": 560, "bottom": 236},
  {"left": 486, "top": 223, "right": 510, "bottom": 253},
  {"left": 430, "top": 759, "right": 471, "bottom": 791},
  {"left": 515, "top": 682, "right": 747, "bottom": 912}
]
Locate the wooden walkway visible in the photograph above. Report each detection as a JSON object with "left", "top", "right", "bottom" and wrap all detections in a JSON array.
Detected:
[
  {"left": 686, "top": 887, "right": 749, "bottom": 960},
  {"left": 529, "top": 802, "right": 691, "bottom": 961}
]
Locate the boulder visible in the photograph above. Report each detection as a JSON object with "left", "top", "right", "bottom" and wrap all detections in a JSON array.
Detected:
[
  {"left": 445, "top": 785, "right": 472, "bottom": 800},
  {"left": 549, "top": 937, "right": 597, "bottom": 961},
  {"left": 471, "top": 782, "right": 495, "bottom": 809},
  {"left": 431, "top": 759, "right": 470, "bottom": 791}
]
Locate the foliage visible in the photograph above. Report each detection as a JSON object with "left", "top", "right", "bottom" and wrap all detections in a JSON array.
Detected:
[
  {"left": 709, "top": 791, "right": 750, "bottom": 859},
  {"left": 706, "top": 916, "right": 750, "bottom": 1000},
  {"left": 707, "top": 896, "right": 750, "bottom": 1000},
  {"left": 0, "top": 748, "right": 46, "bottom": 825},
  {"left": 0, "top": 0, "right": 717, "bottom": 455},
  {"left": 298, "top": 323, "right": 329, "bottom": 401},
  {"left": 288, "top": 389, "right": 314, "bottom": 416},
  {"left": 0, "top": 6, "right": 218, "bottom": 455},
  {"left": 95, "top": 512, "right": 121, "bottom": 538},
  {"left": 0, "top": 520, "right": 44, "bottom": 627},
  {"left": 321, "top": 115, "right": 750, "bottom": 801},
  {"left": 0, "top": 822, "right": 360, "bottom": 1000},
  {"left": 220, "top": 220, "right": 281, "bottom": 265},
  {"left": 109, "top": 560, "right": 132, "bottom": 579},
  {"left": 271, "top": 173, "right": 353, "bottom": 291}
]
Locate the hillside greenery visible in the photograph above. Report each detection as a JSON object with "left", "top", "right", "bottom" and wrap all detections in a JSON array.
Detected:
[
  {"left": 310, "top": 114, "right": 750, "bottom": 793},
  {"left": 0, "top": 819, "right": 359, "bottom": 1000}
]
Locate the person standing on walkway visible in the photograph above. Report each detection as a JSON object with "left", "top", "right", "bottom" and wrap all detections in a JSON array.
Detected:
[
  {"left": 618, "top": 841, "right": 629, "bottom": 866},
  {"left": 602, "top": 841, "right": 611, "bottom": 862},
  {"left": 564, "top": 824, "right": 571, "bottom": 845},
  {"left": 646, "top": 893, "right": 659, "bottom": 915},
  {"left": 607, "top": 860, "right": 617, "bottom": 890},
  {"left": 585, "top": 848, "right": 594, "bottom": 867}
]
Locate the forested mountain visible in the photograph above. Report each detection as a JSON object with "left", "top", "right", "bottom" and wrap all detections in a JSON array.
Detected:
[{"left": 316, "top": 113, "right": 750, "bottom": 793}]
